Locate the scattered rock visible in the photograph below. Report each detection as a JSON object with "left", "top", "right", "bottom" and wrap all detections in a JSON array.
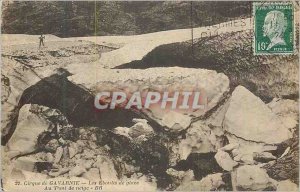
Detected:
[
  {"left": 174, "top": 121, "right": 221, "bottom": 161},
  {"left": 166, "top": 168, "right": 194, "bottom": 186},
  {"left": 276, "top": 180, "right": 299, "bottom": 191},
  {"left": 54, "top": 147, "right": 63, "bottom": 163},
  {"left": 82, "top": 149, "right": 95, "bottom": 160},
  {"left": 128, "top": 119, "right": 154, "bottom": 138},
  {"left": 82, "top": 168, "right": 101, "bottom": 181},
  {"left": 20, "top": 170, "right": 48, "bottom": 181},
  {"left": 83, "top": 160, "right": 94, "bottom": 169},
  {"left": 46, "top": 153, "right": 54, "bottom": 163},
  {"left": 62, "top": 146, "right": 69, "bottom": 159},
  {"left": 232, "top": 165, "right": 276, "bottom": 191},
  {"left": 267, "top": 98, "right": 298, "bottom": 130},
  {"left": 10, "top": 168, "right": 26, "bottom": 180},
  {"left": 74, "top": 158, "right": 94, "bottom": 170},
  {"left": 224, "top": 86, "right": 292, "bottom": 144},
  {"left": 226, "top": 134, "right": 278, "bottom": 164},
  {"left": 48, "top": 167, "right": 69, "bottom": 177},
  {"left": 69, "top": 165, "right": 86, "bottom": 177},
  {"left": 240, "top": 154, "right": 255, "bottom": 164},
  {"left": 176, "top": 173, "right": 224, "bottom": 191},
  {"left": 68, "top": 143, "right": 78, "bottom": 158},
  {"left": 58, "top": 138, "right": 66, "bottom": 145},
  {"left": 233, "top": 154, "right": 242, "bottom": 162},
  {"left": 93, "top": 155, "right": 118, "bottom": 180},
  {"left": 220, "top": 143, "right": 239, "bottom": 152},
  {"left": 14, "top": 157, "right": 37, "bottom": 172},
  {"left": 74, "top": 154, "right": 81, "bottom": 160},
  {"left": 113, "top": 126, "right": 131, "bottom": 139},
  {"left": 161, "top": 111, "right": 192, "bottom": 131},
  {"left": 88, "top": 140, "right": 98, "bottom": 149},
  {"left": 231, "top": 148, "right": 239, "bottom": 157},
  {"left": 113, "top": 118, "right": 154, "bottom": 140},
  {"left": 45, "top": 139, "right": 60, "bottom": 152},
  {"left": 76, "top": 139, "right": 86, "bottom": 145},
  {"left": 120, "top": 162, "right": 138, "bottom": 176},
  {"left": 214, "top": 150, "right": 238, "bottom": 171},
  {"left": 206, "top": 99, "right": 229, "bottom": 136},
  {"left": 121, "top": 173, "right": 157, "bottom": 191}
]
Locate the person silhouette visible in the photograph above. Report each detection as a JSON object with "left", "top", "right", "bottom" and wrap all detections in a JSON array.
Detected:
[
  {"left": 263, "top": 10, "right": 287, "bottom": 50},
  {"left": 39, "top": 34, "right": 45, "bottom": 48}
]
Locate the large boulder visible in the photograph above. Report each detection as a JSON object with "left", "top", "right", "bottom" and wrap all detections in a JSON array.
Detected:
[
  {"left": 231, "top": 165, "right": 276, "bottom": 191},
  {"left": 224, "top": 86, "right": 292, "bottom": 144}
]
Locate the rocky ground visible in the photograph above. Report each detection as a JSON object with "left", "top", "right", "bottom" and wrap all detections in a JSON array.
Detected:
[{"left": 1, "top": 16, "right": 299, "bottom": 191}]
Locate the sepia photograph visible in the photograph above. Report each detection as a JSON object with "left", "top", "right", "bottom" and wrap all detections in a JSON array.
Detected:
[{"left": 1, "top": 1, "right": 299, "bottom": 191}]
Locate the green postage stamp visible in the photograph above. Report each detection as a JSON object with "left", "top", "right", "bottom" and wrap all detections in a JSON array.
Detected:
[{"left": 253, "top": 2, "right": 295, "bottom": 55}]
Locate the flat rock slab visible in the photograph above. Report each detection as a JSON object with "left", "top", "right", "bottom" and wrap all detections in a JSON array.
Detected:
[
  {"left": 67, "top": 66, "right": 230, "bottom": 130},
  {"left": 224, "top": 86, "right": 292, "bottom": 144}
]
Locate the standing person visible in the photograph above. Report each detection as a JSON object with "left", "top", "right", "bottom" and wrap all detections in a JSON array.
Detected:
[{"left": 39, "top": 34, "right": 45, "bottom": 48}]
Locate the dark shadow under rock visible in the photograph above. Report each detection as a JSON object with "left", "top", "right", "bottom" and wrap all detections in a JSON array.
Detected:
[
  {"left": 34, "top": 162, "right": 53, "bottom": 173},
  {"left": 173, "top": 152, "right": 223, "bottom": 180},
  {"left": 1, "top": 71, "right": 163, "bottom": 145}
]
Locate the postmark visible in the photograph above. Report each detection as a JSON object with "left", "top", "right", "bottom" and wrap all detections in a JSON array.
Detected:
[{"left": 253, "top": 2, "right": 295, "bottom": 55}]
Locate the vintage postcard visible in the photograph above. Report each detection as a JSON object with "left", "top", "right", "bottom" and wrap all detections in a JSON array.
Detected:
[{"left": 1, "top": 1, "right": 299, "bottom": 191}]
